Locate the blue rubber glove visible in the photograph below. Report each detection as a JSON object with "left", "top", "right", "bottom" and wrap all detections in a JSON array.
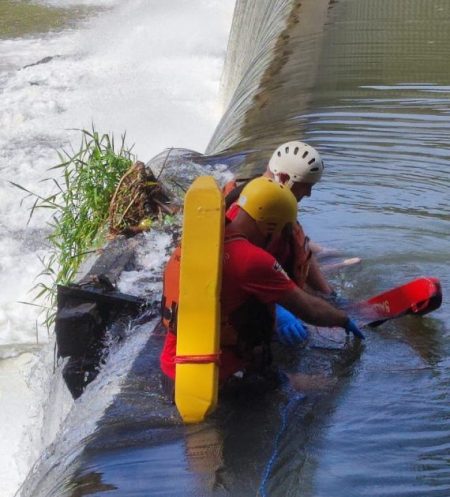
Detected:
[
  {"left": 344, "top": 318, "right": 365, "bottom": 340},
  {"left": 275, "top": 304, "right": 308, "bottom": 345}
]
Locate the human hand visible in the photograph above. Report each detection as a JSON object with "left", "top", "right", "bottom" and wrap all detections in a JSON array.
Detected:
[
  {"left": 275, "top": 304, "right": 308, "bottom": 345},
  {"left": 344, "top": 317, "right": 365, "bottom": 340}
]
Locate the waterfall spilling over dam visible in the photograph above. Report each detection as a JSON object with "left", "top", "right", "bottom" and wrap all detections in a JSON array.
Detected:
[
  {"left": 207, "top": 0, "right": 332, "bottom": 174},
  {"left": 2, "top": 0, "right": 449, "bottom": 496}
]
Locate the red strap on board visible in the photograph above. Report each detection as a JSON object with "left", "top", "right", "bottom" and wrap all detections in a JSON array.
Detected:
[{"left": 174, "top": 353, "right": 221, "bottom": 365}]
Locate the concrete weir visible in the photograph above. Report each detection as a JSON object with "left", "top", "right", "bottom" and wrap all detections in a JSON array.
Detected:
[
  {"left": 54, "top": 236, "right": 152, "bottom": 399},
  {"left": 52, "top": 310, "right": 362, "bottom": 496}
]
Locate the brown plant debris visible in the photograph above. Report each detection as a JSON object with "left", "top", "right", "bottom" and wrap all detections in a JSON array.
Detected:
[{"left": 108, "top": 161, "right": 178, "bottom": 237}]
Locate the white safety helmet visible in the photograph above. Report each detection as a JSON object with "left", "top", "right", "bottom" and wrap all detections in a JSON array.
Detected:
[{"left": 268, "top": 141, "right": 324, "bottom": 188}]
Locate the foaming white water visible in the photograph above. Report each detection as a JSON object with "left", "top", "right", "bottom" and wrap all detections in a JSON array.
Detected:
[
  {"left": 2, "top": 342, "right": 73, "bottom": 497},
  {"left": 117, "top": 229, "right": 173, "bottom": 298},
  {"left": 0, "top": 0, "right": 233, "bottom": 347},
  {"left": 0, "top": 2, "right": 234, "bottom": 495}
]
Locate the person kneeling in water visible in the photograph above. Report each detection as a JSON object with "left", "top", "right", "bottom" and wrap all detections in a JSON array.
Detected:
[
  {"left": 160, "top": 177, "right": 363, "bottom": 392},
  {"left": 224, "top": 141, "right": 343, "bottom": 345}
]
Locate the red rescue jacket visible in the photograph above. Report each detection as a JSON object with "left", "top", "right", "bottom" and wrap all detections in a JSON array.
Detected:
[{"left": 223, "top": 179, "right": 312, "bottom": 288}]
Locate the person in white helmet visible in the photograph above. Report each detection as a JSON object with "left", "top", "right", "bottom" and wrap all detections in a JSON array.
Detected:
[
  {"left": 225, "top": 141, "right": 330, "bottom": 288},
  {"left": 264, "top": 140, "right": 333, "bottom": 293},
  {"left": 266, "top": 141, "right": 323, "bottom": 202},
  {"left": 223, "top": 141, "right": 339, "bottom": 346},
  {"left": 224, "top": 141, "right": 323, "bottom": 218}
]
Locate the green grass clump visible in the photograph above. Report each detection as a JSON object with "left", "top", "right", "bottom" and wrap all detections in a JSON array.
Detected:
[{"left": 12, "top": 128, "right": 135, "bottom": 327}]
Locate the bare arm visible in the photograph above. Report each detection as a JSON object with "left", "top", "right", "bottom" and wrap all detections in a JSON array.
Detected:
[
  {"left": 306, "top": 255, "right": 334, "bottom": 295},
  {"left": 277, "top": 286, "right": 347, "bottom": 328}
]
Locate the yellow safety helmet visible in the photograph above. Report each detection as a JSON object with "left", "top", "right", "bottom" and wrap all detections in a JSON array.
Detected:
[{"left": 237, "top": 177, "right": 298, "bottom": 236}]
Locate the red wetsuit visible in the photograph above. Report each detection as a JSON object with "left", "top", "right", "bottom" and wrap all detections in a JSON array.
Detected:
[
  {"left": 160, "top": 233, "right": 296, "bottom": 381},
  {"left": 226, "top": 203, "right": 311, "bottom": 288}
]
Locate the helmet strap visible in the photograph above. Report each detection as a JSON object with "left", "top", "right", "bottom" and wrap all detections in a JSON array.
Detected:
[{"left": 275, "top": 172, "right": 295, "bottom": 189}]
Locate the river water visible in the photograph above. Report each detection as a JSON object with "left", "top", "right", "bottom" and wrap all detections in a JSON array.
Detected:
[
  {"left": 1, "top": 0, "right": 449, "bottom": 496},
  {"left": 209, "top": 1, "right": 450, "bottom": 496}
]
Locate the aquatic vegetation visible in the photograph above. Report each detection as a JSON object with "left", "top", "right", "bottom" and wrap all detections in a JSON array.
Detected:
[{"left": 11, "top": 128, "right": 135, "bottom": 327}]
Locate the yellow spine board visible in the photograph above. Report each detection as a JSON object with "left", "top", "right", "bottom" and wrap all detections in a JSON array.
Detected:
[{"left": 175, "top": 176, "right": 224, "bottom": 423}]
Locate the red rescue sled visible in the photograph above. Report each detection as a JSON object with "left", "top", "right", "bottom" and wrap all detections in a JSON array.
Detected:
[{"left": 353, "top": 277, "right": 442, "bottom": 327}]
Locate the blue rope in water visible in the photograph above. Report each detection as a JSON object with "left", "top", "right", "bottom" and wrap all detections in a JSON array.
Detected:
[{"left": 258, "top": 393, "right": 305, "bottom": 497}]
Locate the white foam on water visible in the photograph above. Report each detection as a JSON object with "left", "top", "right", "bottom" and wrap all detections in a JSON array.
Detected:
[
  {"left": 117, "top": 230, "right": 174, "bottom": 298},
  {"left": 0, "top": 1, "right": 235, "bottom": 495}
]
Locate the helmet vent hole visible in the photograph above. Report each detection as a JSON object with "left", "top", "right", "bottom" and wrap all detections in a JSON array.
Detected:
[
  {"left": 277, "top": 151, "right": 281, "bottom": 157},
  {"left": 308, "top": 158, "right": 316, "bottom": 165},
  {"left": 285, "top": 146, "right": 289, "bottom": 153},
  {"left": 294, "top": 147, "right": 299, "bottom": 155},
  {"left": 302, "top": 151, "right": 309, "bottom": 158},
  {"left": 310, "top": 166, "right": 319, "bottom": 172}
]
